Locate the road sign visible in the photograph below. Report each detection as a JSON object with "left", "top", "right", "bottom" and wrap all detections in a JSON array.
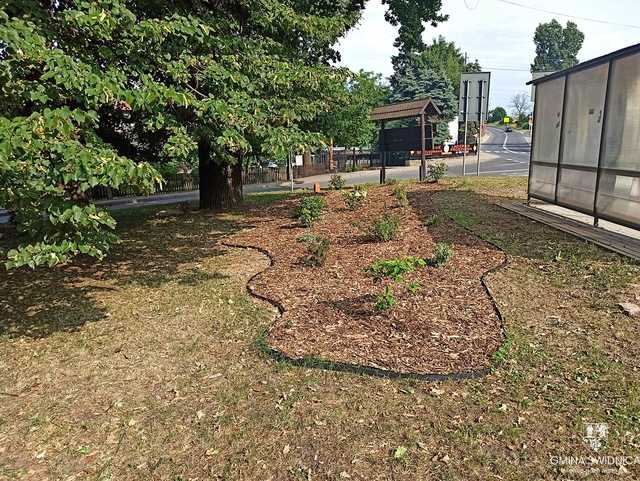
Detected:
[
  {"left": 459, "top": 72, "right": 490, "bottom": 177},
  {"left": 503, "top": 116, "right": 510, "bottom": 124},
  {"left": 459, "top": 72, "right": 491, "bottom": 121}
]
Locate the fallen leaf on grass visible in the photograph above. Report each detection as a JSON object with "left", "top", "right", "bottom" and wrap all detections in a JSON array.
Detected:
[
  {"left": 430, "top": 388, "right": 445, "bottom": 396},
  {"left": 393, "top": 446, "right": 408, "bottom": 460}
]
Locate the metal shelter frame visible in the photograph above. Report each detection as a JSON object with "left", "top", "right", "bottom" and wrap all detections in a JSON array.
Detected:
[
  {"left": 527, "top": 43, "right": 640, "bottom": 231},
  {"left": 370, "top": 98, "right": 441, "bottom": 183}
]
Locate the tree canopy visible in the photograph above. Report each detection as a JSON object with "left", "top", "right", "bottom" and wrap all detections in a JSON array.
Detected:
[
  {"left": 389, "top": 65, "right": 456, "bottom": 144},
  {"left": 489, "top": 106, "right": 507, "bottom": 123},
  {"left": 399, "top": 35, "right": 481, "bottom": 97},
  {"left": 382, "top": 0, "right": 448, "bottom": 71},
  {"left": 510, "top": 92, "right": 532, "bottom": 120},
  {"left": 0, "top": 0, "right": 449, "bottom": 269},
  {"left": 317, "top": 70, "right": 389, "bottom": 149},
  {"left": 531, "top": 19, "right": 584, "bottom": 72}
]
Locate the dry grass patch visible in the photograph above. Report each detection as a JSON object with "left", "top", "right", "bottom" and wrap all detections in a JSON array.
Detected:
[{"left": 0, "top": 180, "right": 639, "bottom": 481}]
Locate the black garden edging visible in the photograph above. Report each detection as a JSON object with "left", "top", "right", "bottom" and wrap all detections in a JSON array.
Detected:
[{"left": 223, "top": 230, "right": 510, "bottom": 382}]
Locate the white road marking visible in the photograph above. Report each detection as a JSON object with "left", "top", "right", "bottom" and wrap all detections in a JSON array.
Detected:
[{"left": 496, "top": 129, "right": 531, "bottom": 156}]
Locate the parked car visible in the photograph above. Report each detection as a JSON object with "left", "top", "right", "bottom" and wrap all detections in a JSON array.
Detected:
[
  {"left": 504, "top": 126, "right": 513, "bottom": 133},
  {"left": 260, "top": 161, "right": 279, "bottom": 169}
]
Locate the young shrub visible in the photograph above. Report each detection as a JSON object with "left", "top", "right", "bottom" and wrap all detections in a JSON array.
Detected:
[
  {"left": 296, "top": 196, "right": 325, "bottom": 227},
  {"left": 370, "top": 212, "right": 401, "bottom": 242},
  {"left": 374, "top": 286, "right": 395, "bottom": 311},
  {"left": 365, "top": 256, "right": 426, "bottom": 282},
  {"left": 407, "top": 281, "right": 421, "bottom": 294},
  {"left": 392, "top": 185, "right": 409, "bottom": 208},
  {"left": 329, "top": 174, "right": 346, "bottom": 190},
  {"left": 424, "top": 214, "right": 441, "bottom": 227},
  {"left": 427, "top": 162, "right": 447, "bottom": 183},
  {"left": 430, "top": 242, "right": 454, "bottom": 267},
  {"left": 299, "top": 235, "right": 330, "bottom": 267},
  {"left": 342, "top": 185, "right": 368, "bottom": 210}
]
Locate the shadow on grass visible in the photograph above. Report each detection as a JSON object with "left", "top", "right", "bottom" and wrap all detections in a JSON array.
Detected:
[
  {"left": 410, "top": 189, "right": 639, "bottom": 293},
  {"left": 423, "top": 189, "right": 625, "bottom": 263},
  {"left": 0, "top": 207, "right": 238, "bottom": 339}
]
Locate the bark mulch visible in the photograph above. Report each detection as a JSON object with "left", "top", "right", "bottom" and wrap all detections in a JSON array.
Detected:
[{"left": 226, "top": 183, "right": 506, "bottom": 376}]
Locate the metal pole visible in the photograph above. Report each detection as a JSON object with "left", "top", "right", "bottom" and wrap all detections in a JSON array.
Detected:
[
  {"left": 554, "top": 75, "right": 570, "bottom": 204},
  {"left": 527, "top": 82, "right": 540, "bottom": 205},
  {"left": 420, "top": 112, "right": 426, "bottom": 181},
  {"left": 462, "top": 80, "right": 469, "bottom": 177},
  {"left": 379, "top": 121, "right": 386, "bottom": 184},
  {"left": 476, "top": 80, "right": 483, "bottom": 176},
  {"left": 592, "top": 60, "right": 614, "bottom": 227},
  {"left": 289, "top": 152, "right": 294, "bottom": 192}
]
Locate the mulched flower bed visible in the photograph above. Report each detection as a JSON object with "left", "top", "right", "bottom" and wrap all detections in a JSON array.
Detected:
[{"left": 226, "top": 183, "right": 506, "bottom": 375}]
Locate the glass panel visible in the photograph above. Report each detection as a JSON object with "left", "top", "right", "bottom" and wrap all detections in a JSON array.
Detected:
[
  {"left": 532, "top": 77, "right": 565, "bottom": 164},
  {"left": 561, "top": 64, "right": 608, "bottom": 167},
  {"left": 601, "top": 52, "right": 640, "bottom": 172},
  {"left": 556, "top": 167, "right": 597, "bottom": 212},
  {"left": 529, "top": 164, "right": 557, "bottom": 200},
  {"left": 596, "top": 172, "right": 640, "bottom": 227}
]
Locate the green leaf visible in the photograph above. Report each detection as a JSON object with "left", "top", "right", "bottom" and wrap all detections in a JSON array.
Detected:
[{"left": 393, "top": 446, "right": 408, "bottom": 460}]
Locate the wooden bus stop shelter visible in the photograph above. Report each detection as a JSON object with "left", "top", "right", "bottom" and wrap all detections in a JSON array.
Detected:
[{"left": 370, "top": 98, "right": 441, "bottom": 183}]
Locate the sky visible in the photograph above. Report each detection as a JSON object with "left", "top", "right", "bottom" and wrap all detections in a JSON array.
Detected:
[{"left": 336, "top": 0, "right": 640, "bottom": 111}]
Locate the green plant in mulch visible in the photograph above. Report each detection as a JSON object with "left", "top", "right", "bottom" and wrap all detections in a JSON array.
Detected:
[
  {"left": 407, "top": 281, "right": 421, "bottom": 294},
  {"left": 370, "top": 211, "right": 401, "bottom": 242},
  {"left": 427, "top": 161, "right": 447, "bottom": 183},
  {"left": 296, "top": 196, "right": 325, "bottom": 227},
  {"left": 342, "top": 185, "right": 368, "bottom": 210},
  {"left": 367, "top": 256, "right": 427, "bottom": 312},
  {"left": 374, "top": 285, "right": 395, "bottom": 311},
  {"left": 329, "top": 174, "right": 346, "bottom": 190},
  {"left": 297, "top": 234, "right": 330, "bottom": 267},
  {"left": 429, "top": 242, "right": 454, "bottom": 267},
  {"left": 392, "top": 185, "right": 409, "bottom": 208},
  {"left": 424, "top": 214, "right": 441, "bottom": 227},
  {"left": 365, "top": 256, "right": 426, "bottom": 282}
]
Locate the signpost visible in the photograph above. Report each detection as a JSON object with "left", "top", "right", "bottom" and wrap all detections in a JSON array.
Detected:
[
  {"left": 459, "top": 72, "right": 491, "bottom": 176},
  {"left": 503, "top": 116, "right": 511, "bottom": 124}
]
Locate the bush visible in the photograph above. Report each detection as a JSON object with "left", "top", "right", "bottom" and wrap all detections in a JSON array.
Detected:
[
  {"left": 342, "top": 185, "right": 368, "bottom": 210},
  {"left": 427, "top": 162, "right": 447, "bottom": 183},
  {"left": 424, "top": 214, "right": 441, "bottom": 227},
  {"left": 430, "top": 242, "right": 454, "bottom": 267},
  {"left": 370, "top": 212, "right": 401, "bottom": 242},
  {"left": 365, "top": 256, "right": 426, "bottom": 282},
  {"left": 296, "top": 196, "right": 325, "bottom": 227},
  {"left": 329, "top": 174, "right": 346, "bottom": 190},
  {"left": 392, "top": 185, "right": 408, "bottom": 208},
  {"left": 298, "top": 234, "right": 330, "bottom": 267},
  {"left": 374, "top": 286, "right": 395, "bottom": 311}
]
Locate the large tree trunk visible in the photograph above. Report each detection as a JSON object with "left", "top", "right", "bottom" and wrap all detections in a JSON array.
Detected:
[{"left": 198, "top": 139, "right": 243, "bottom": 210}]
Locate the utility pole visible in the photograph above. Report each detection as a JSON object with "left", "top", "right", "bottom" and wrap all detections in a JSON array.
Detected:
[
  {"left": 462, "top": 80, "right": 469, "bottom": 177},
  {"left": 477, "top": 80, "right": 484, "bottom": 176}
]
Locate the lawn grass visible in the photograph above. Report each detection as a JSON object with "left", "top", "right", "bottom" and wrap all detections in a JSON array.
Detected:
[{"left": 1, "top": 179, "right": 639, "bottom": 480}]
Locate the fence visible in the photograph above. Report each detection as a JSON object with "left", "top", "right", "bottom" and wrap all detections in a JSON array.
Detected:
[
  {"left": 528, "top": 44, "right": 640, "bottom": 230},
  {"left": 89, "top": 150, "right": 382, "bottom": 201}
]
